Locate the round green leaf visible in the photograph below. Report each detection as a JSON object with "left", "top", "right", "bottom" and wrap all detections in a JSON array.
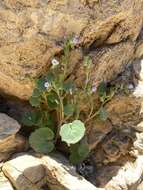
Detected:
[
  {"left": 22, "top": 112, "right": 34, "bottom": 126},
  {"left": 60, "top": 120, "right": 86, "bottom": 144},
  {"left": 32, "top": 88, "right": 41, "bottom": 97},
  {"left": 78, "top": 144, "right": 90, "bottom": 158},
  {"left": 47, "top": 92, "right": 59, "bottom": 109},
  {"left": 22, "top": 112, "right": 42, "bottom": 126},
  {"left": 29, "top": 128, "right": 55, "bottom": 154},
  {"left": 69, "top": 144, "right": 81, "bottom": 164},
  {"left": 69, "top": 144, "right": 89, "bottom": 164},
  {"left": 29, "top": 97, "right": 40, "bottom": 107},
  {"left": 36, "top": 77, "right": 47, "bottom": 91},
  {"left": 45, "top": 72, "right": 54, "bottom": 83}
]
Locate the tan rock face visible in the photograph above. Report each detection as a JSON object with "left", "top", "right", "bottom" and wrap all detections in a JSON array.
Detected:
[
  {"left": 91, "top": 91, "right": 143, "bottom": 164},
  {"left": 0, "top": 0, "right": 143, "bottom": 99},
  {"left": 88, "top": 119, "right": 113, "bottom": 150},
  {"left": 90, "top": 57, "right": 143, "bottom": 164},
  {"left": 0, "top": 113, "right": 27, "bottom": 162},
  {"left": 106, "top": 95, "right": 143, "bottom": 127}
]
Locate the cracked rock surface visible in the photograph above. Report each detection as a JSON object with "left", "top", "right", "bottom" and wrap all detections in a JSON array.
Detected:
[
  {"left": 0, "top": 113, "right": 27, "bottom": 162},
  {"left": 2, "top": 153, "right": 100, "bottom": 190},
  {"left": 0, "top": 0, "right": 143, "bottom": 99}
]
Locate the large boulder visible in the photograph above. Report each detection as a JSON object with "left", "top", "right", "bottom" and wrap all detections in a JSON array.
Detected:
[
  {"left": 2, "top": 153, "right": 101, "bottom": 190},
  {"left": 0, "top": 0, "right": 143, "bottom": 99}
]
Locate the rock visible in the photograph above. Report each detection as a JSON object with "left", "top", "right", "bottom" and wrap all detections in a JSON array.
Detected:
[
  {"left": 92, "top": 128, "right": 134, "bottom": 165},
  {"left": 42, "top": 154, "right": 101, "bottom": 190},
  {"left": 133, "top": 81, "right": 143, "bottom": 97},
  {"left": 0, "top": 113, "right": 27, "bottom": 162},
  {"left": 0, "top": 0, "right": 142, "bottom": 99},
  {"left": 132, "top": 59, "right": 143, "bottom": 97},
  {"left": 135, "top": 43, "right": 143, "bottom": 59},
  {"left": 0, "top": 171, "right": 13, "bottom": 190},
  {"left": 92, "top": 90, "right": 143, "bottom": 165},
  {"left": 95, "top": 165, "right": 121, "bottom": 188},
  {"left": 135, "top": 28, "right": 143, "bottom": 59},
  {"left": 135, "top": 121, "right": 143, "bottom": 132},
  {"left": 0, "top": 113, "right": 20, "bottom": 137},
  {"left": 106, "top": 95, "right": 143, "bottom": 128},
  {"left": 2, "top": 154, "right": 47, "bottom": 190},
  {"left": 2, "top": 153, "right": 101, "bottom": 190},
  {"left": 133, "top": 59, "right": 143, "bottom": 82},
  {"left": 88, "top": 119, "right": 112, "bottom": 150},
  {"left": 133, "top": 132, "right": 143, "bottom": 153},
  {"left": 137, "top": 181, "right": 143, "bottom": 190},
  {"left": 105, "top": 155, "right": 143, "bottom": 190}
]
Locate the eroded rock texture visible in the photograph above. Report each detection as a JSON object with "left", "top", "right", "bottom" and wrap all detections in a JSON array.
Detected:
[
  {"left": 0, "top": 0, "right": 143, "bottom": 99},
  {"left": 0, "top": 113, "right": 27, "bottom": 162},
  {"left": 86, "top": 57, "right": 143, "bottom": 189},
  {"left": 2, "top": 153, "right": 99, "bottom": 190}
]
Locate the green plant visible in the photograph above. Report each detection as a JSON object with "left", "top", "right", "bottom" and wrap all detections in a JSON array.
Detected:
[{"left": 22, "top": 37, "right": 115, "bottom": 164}]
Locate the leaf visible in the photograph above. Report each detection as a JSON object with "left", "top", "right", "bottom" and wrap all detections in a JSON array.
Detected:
[
  {"left": 54, "top": 75, "right": 64, "bottom": 90},
  {"left": 45, "top": 72, "right": 54, "bottom": 83},
  {"left": 47, "top": 92, "right": 59, "bottom": 109},
  {"left": 29, "top": 128, "right": 55, "bottom": 154},
  {"left": 36, "top": 77, "right": 47, "bottom": 91},
  {"left": 99, "top": 107, "right": 108, "bottom": 121},
  {"left": 22, "top": 112, "right": 42, "bottom": 126},
  {"left": 32, "top": 88, "right": 41, "bottom": 98},
  {"left": 60, "top": 120, "right": 86, "bottom": 144},
  {"left": 63, "top": 81, "right": 76, "bottom": 92},
  {"left": 39, "top": 112, "right": 55, "bottom": 131},
  {"left": 69, "top": 143, "right": 89, "bottom": 164},
  {"left": 22, "top": 112, "right": 34, "bottom": 126},
  {"left": 29, "top": 96, "right": 41, "bottom": 107},
  {"left": 69, "top": 144, "right": 83, "bottom": 164},
  {"left": 64, "top": 104, "right": 74, "bottom": 116},
  {"left": 78, "top": 144, "right": 90, "bottom": 158},
  {"left": 98, "top": 81, "right": 106, "bottom": 97}
]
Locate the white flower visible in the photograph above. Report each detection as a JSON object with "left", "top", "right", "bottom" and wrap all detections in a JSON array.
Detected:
[
  {"left": 44, "top": 81, "right": 50, "bottom": 89},
  {"left": 51, "top": 58, "right": 59, "bottom": 67}
]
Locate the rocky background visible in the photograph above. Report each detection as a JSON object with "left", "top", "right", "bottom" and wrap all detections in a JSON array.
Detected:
[{"left": 0, "top": 0, "right": 143, "bottom": 190}]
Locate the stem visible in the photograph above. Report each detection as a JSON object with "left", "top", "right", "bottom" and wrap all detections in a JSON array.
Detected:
[
  {"left": 42, "top": 92, "right": 48, "bottom": 107},
  {"left": 75, "top": 107, "right": 81, "bottom": 120},
  {"left": 85, "top": 94, "right": 114, "bottom": 124},
  {"left": 85, "top": 110, "right": 99, "bottom": 124},
  {"left": 52, "top": 88, "right": 64, "bottom": 142},
  {"left": 88, "top": 96, "right": 94, "bottom": 118},
  {"left": 55, "top": 120, "right": 63, "bottom": 142}
]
